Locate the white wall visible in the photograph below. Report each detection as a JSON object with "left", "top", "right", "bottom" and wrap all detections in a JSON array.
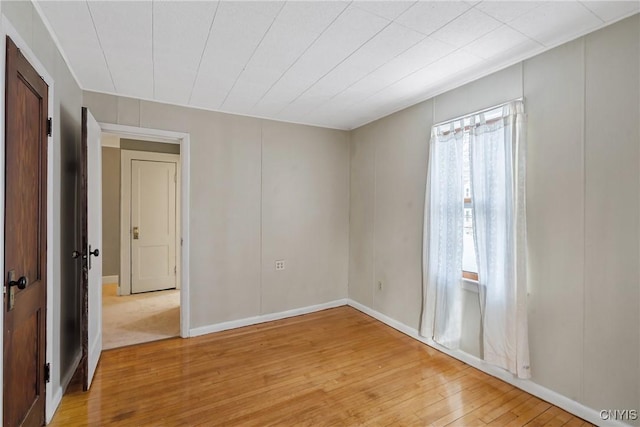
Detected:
[
  {"left": 583, "top": 17, "right": 639, "bottom": 413},
  {"left": 350, "top": 99, "right": 432, "bottom": 329},
  {"left": 82, "top": 93, "right": 350, "bottom": 329},
  {"left": 261, "top": 121, "right": 349, "bottom": 313},
  {"left": 525, "top": 37, "right": 586, "bottom": 402},
  {"left": 349, "top": 14, "right": 639, "bottom": 422}
]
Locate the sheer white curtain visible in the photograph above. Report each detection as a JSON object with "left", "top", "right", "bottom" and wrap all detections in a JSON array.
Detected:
[
  {"left": 470, "top": 101, "right": 530, "bottom": 378},
  {"left": 420, "top": 124, "right": 464, "bottom": 349}
]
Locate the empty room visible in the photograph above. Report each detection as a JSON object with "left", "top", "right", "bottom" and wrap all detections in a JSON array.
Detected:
[{"left": 1, "top": 1, "right": 638, "bottom": 426}]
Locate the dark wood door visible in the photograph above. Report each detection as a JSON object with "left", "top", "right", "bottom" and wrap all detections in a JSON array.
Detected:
[{"left": 3, "top": 37, "right": 48, "bottom": 427}]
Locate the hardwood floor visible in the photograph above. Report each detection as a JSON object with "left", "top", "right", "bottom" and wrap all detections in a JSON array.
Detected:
[{"left": 51, "top": 306, "right": 590, "bottom": 426}]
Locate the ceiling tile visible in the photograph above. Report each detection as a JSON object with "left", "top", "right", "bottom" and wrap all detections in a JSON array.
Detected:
[
  {"left": 316, "top": 73, "right": 391, "bottom": 113},
  {"left": 326, "top": 22, "right": 426, "bottom": 86},
  {"left": 35, "top": 0, "right": 635, "bottom": 130},
  {"left": 354, "top": 1, "right": 416, "bottom": 20},
  {"left": 475, "top": 1, "right": 543, "bottom": 23},
  {"left": 241, "top": 0, "right": 348, "bottom": 79},
  {"left": 189, "top": 59, "right": 246, "bottom": 111},
  {"left": 509, "top": 1, "right": 603, "bottom": 46},
  {"left": 368, "top": 50, "right": 486, "bottom": 103},
  {"left": 580, "top": 1, "right": 640, "bottom": 22},
  {"left": 431, "top": 8, "right": 502, "bottom": 48},
  {"left": 222, "top": 1, "right": 348, "bottom": 109},
  {"left": 221, "top": 81, "right": 267, "bottom": 114},
  {"left": 88, "top": 1, "right": 153, "bottom": 98},
  {"left": 284, "top": 5, "right": 390, "bottom": 79},
  {"left": 281, "top": 22, "right": 425, "bottom": 116},
  {"left": 309, "top": 36, "right": 454, "bottom": 114},
  {"left": 369, "top": 37, "right": 455, "bottom": 85},
  {"left": 395, "top": 1, "right": 472, "bottom": 35},
  {"left": 190, "top": 1, "right": 283, "bottom": 109},
  {"left": 153, "top": 1, "right": 218, "bottom": 104},
  {"left": 37, "top": 1, "right": 115, "bottom": 93},
  {"left": 464, "top": 24, "right": 541, "bottom": 60},
  {"left": 277, "top": 1, "right": 350, "bottom": 34},
  {"left": 254, "top": 5, "right": 389, "bottom": 111}
]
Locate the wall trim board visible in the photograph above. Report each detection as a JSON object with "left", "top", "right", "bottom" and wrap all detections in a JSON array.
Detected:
[
  {"left": 85, "top": 88, "right": 348, "bottom": 131},
  {"left": 0, "top": 15, "right": 57, "bottom": 425},
  {"left": 102, "top": 275, "right": 119, "bottom": 285},
  {"left": 101, "top": 134, "right": 120, "bottom": 148},
  {"left": 189, "top": 299, "right": 349, "bottom": 337},
  {"left": 60, "top": 350, "right": 82, "bottom": 392},
  {"left": 49, "top": 388, "right": 63, "bottom": 425},
  {"left": 186, "top": 295, "right": 625, "bottom": 426},
  {"left": 49, "top": 349, "right": 81, "bottom": 422},
  {"left": 345, "top": 299, "right": 629, "bottom": 427}
]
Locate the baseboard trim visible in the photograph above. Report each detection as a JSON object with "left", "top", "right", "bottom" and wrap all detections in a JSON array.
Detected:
[
  {"left": 189, "top": 298, "right": 349, "bottom": 337},
  {"left": 47, "top": 387, "right": 63, "bottom": 424},
  {"left": 61, "top": 350, "right": 82, "bottom": 392},
  {"left": 102, "top": 275, "right": 119, "bottom": 285},
  {"left": 46, "top": 349, "right": 81, "bottom": 423},
  {"left": 345, "top": 299, "right": 628, "bottom": 427},
  {"left": 184, "top": 297, "right": 626, "bottom": 426}
]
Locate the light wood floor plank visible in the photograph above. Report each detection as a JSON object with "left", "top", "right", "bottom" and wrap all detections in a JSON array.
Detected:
[{"left": 50, "top": 306, "right": 592, "bottom": 426}]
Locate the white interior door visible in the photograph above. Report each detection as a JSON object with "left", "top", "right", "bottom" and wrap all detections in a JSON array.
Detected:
[
  {"left": 84, "top": 108, "right": 102, "bottom": 389},
  {"left": 131, "top": 160, "right": 177, "bottom": 293}
]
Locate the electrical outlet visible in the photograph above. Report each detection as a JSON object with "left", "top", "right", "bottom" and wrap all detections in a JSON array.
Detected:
[{"left": 275, "top": 260, "right": 285, "bottom": 271}]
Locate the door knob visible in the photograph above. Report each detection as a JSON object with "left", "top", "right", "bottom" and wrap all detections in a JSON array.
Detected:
[
  {"left": 133, "top": 226, "right": 139, "bottom": 240},
  {"left": 88, "top": 245, "right": 99, "bottom": 270},
  {"left": 9, "top": 276, "right": 27, "bottom": 290}
]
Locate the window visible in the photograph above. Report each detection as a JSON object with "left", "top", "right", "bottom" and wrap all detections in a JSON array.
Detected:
[
  {"left": 462, "top": 131, "right": 478, "bottom": 281},
  {"left": 422, "top": 100, "right": 530, "bottom": 377},
  {"left": 438, "top": 107, "right": 504, "bottom": 283}
]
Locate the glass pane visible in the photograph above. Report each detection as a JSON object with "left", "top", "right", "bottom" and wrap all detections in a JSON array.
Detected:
[
  {"left": 463, "top": 219, "right": 478, "bottom": 274},
  {"left": 462, "top": 134, "right": 478, "bottom": 275},
  {"left": 462, "top": 132, "right": 471, "bottom": 200}
]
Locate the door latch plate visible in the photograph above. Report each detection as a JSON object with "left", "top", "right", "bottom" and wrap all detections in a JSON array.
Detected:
[{"left": 7, "top": 270, "right": 15, "bottom": 311}]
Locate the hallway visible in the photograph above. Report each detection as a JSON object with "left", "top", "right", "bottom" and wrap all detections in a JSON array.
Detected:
[{"left": 102, "top": 283, "right": 180, "bottom": 349}]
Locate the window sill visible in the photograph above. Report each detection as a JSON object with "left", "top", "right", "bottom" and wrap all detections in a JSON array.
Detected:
[{"left": 461, "top": 278, "right": 480, "bottom": 293}]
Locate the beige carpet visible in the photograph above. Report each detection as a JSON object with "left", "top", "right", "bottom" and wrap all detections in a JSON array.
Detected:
[{"left": 102, "top": 283, "right": 180, "bottom": 350}]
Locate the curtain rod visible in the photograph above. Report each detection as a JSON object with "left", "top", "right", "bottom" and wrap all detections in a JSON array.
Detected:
[
  {"left": 432, "top": 97, "right": 524, "bottom": 129},
  {"left": 438, "top": 117, "right": 505, "bottom": 136}
]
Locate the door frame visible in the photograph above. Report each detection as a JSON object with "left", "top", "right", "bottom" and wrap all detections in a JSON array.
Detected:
[
  {"left": 98, "top": 123, "right": 191, "bottom": 338},
  {"left": 0, "top": 16, "right": 56, "bottom": 424},
  {"left": 120, "top": 150, "right": 181, "bottom": 296}
]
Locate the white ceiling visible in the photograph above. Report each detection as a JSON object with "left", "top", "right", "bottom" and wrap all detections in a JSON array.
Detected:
[{"left": 36, "top": 1, "right": 639, "bottom": 130}]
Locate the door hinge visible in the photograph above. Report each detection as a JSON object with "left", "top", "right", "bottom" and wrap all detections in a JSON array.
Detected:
[
  {"left": 46, "top": 118, "right": 52, "bottom": 137},
  {"left": 44, "top": 363, "right": 50, "bottom": 383},
  {"left": 174, "top": 266, "right": 177, "bottom": 275}
]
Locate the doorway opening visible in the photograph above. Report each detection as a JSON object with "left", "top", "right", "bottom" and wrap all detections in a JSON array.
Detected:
[{"left": 99, "top": 126, "right": 189, "bottom": 349}]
